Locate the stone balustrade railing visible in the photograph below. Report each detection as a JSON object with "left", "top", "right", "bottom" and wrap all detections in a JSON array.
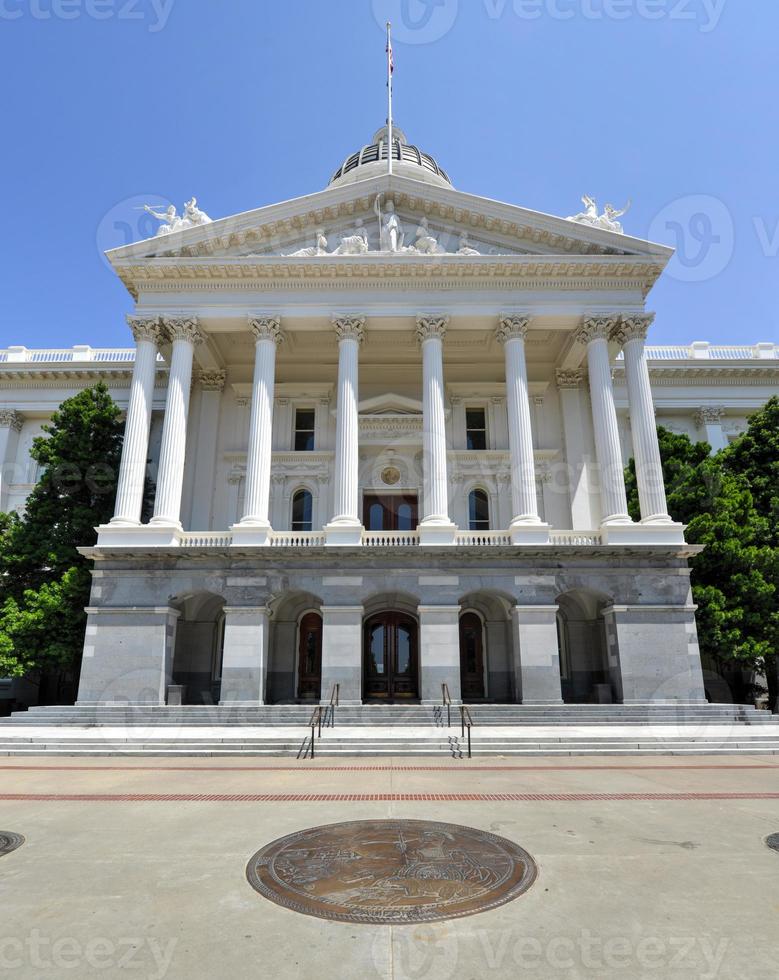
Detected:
[{"left": 179, "top": 529, "right": 605, "bottom": 548}]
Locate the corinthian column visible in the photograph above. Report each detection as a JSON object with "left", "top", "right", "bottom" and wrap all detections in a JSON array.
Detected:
[
  {"left": 0, "top": 409, "right": 23, "bottom": 513},
  {"left": 618, "top": 314, "right": 672, "bottom": 524},
  {"left": 232, "top": 317, "right": 283, "bottom": 547},
  {"left": 150, "top": 316, "right": 203, "bottom": 530},
  {"left": 497, "top": 315, "right": 549, "bottom": 544},
  {"left": 325, "top": 316, "right": 365, "bottom": 547},
  {"left": 576, "top": 315, "right": 631, "bottom": 527},
  {"left": 417, "top": 315, "right": 456, "bottom": 545},
  {"left": 110, "top": 316, "right": 162, "bottom": 526}
]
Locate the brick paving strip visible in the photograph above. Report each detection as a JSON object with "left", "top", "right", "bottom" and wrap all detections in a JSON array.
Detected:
[
  {"left": 1, "top": 763, "right": 778, "bottom": 772},
  {"left": 1, "top": 792, "right": 778, "bottom": 802}
]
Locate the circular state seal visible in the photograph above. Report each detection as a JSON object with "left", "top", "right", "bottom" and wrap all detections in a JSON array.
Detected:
[
  {"left": 0, "top": 832, "right": 24, "bottom": 857},
  {"left": 246, "top": 819, "right": 537, "bottom": 924}
]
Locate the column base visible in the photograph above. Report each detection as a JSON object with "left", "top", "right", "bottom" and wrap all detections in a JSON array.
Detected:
[
  {"left": 230, "top": 522, "right": 272, "bottom": 547},
  {"left": 96, "top": 523, "right": 183, "bottom": 547},
  {"left": 418, "top": 521, "right": 458, "bottom": 546},
  {"left": 509, "top": 521, "right": 551, "bottom": 545},
  {"left": 601, "top": 522, "right": 686, "bottom": 545},
  {"left": 324, "top": 521, "right": 364, "bottom": 546}
]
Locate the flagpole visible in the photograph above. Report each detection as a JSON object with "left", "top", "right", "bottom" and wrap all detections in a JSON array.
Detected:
[{"left": 386, "top": 21, "right": 393, "bottom": 176}]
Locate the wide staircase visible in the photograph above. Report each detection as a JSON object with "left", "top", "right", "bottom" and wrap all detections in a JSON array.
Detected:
[{"left": 1, "top": 702, "right": 779, "bottom": 757}]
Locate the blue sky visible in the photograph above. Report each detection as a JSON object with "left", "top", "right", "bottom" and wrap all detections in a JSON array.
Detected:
[{"left": 1, "top": 0, "right": 776, "bottom": 349}]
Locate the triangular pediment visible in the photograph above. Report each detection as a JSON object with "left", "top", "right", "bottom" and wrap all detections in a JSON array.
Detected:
[
  {"left": 359, "top": 394, "right": 423, "bottom": 416},
  {"left": 107, "top": 173, "right": 672, "bottom": 267}
]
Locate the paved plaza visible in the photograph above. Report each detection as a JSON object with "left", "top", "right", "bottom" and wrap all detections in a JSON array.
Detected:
[{"left": 0, "top": 757, "right": 778, "bottom": 978}]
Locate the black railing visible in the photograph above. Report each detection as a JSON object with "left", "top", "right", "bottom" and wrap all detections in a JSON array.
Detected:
[
  {"left": 460, "top": 705, "right": 474, "bottom": 759},
  {"left": 302, "top": 684, "right": 340, "bottom": 760},
  {"left": 442, "top": 683, "right": 452, "bottom": 728}
]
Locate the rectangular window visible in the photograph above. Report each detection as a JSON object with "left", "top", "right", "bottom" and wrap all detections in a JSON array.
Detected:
[
  {"left": 465, "top": 408, "right": 487, "bottom": 451},
  {"left": 294, "top": 408, "right": 316, "bottom": 452}
]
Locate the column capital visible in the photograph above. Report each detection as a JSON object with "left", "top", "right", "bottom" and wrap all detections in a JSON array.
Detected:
[
  {"left": 497, "top": 314, "right": 532, "bottom": 344},
  {"left": 126, "top": 315, "right": 164, "bottom": 345},
  {"left": 249, "top": 315, "right": 284, "bottom": 345},
  {"left": 332, "top": 315, "right": 366, "bottom": 344},
  {"left": 616, "top": 313, "right": 656, "bottom": 346},
  {"left": 161, "top": 316, "right": 204, "bottom": 346},
  {"left": 555, "top": 369, "right": 584, "bottom": 389},
  {"left": 576, "top": 314, "right": 620, "bottom": 345},
  {"left": 416, "top": 314, "right": 449, "bottom": 345},
  {"left": 0, "top": 409, "right": 23, "bottom": 432},
  {"left": 695, "top": 405, "right": 725, "bottom": 425},
  {"left": 196, "top": 370, "right": 226, "bottom": 392}
]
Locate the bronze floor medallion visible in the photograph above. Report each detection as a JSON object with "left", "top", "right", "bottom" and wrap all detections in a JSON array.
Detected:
[
  {"left": 246, "top": 819, "right": 537, "bottom": 924},
  {"left": 0, "top": 832, "right": 24, "bottom": 857}
]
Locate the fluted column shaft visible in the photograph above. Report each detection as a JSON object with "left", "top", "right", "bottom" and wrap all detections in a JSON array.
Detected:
[
  {"left": 620, "top": 315, "right": 672, "bottom": 523},
  {"left": 578, "top": 316, "right": 630, "bottom": 525},
  {"left": 417, "top": 316, "right": 452, "bottom": 525},
  {"left": 240, "top": 317, "right": 283, "bottom": 526},
  {"left": 330, "top": 317, "right": 364, "bottom": 525},
  {"left": 151, "top": 317, "right": 202, "bottom": 527},
  {"left": 111, "top": 317, "right": 162, "bottom": 525},
  {"left": 498, "top": 316, "right": 542, "bottom": 525}
]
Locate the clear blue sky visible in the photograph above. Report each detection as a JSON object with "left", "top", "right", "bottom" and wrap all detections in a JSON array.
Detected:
[{"left": 1, "top": 0, "right": 776, "bottom": 349}]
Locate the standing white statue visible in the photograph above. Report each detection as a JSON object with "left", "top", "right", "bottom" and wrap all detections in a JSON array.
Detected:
[
  {"left": 457, "top": 231, "right": 481, "bottom": 256},
  {"left": 375, "top": 196, "right": 405, "bottom": 252},
  {"left": 182, "top": 197, "right": 212, "bottom": 228},
  {"left": 411, "top": 217, "right": 443, "bottom": 254},
  {"left": 289, "top": 228, "right": 329, "bottom": 257},
  {"left": 333, "top": 218, "right": 370, "bottom": 255},
  {"left": 144, "top": 204, "right": 184, "bottom": 236}
]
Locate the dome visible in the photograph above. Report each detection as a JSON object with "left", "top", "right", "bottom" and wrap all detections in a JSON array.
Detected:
[{"left": 329, "top": 125, "right": 452, "bottom": 189}]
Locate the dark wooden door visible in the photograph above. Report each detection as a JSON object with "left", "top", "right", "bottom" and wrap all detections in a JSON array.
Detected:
[
  {"left": 297, "top": 612, "right": 323, "bottom": 701},
  {"left": 363, "top": 613, "right": 419, "bottom": 701},
  {"left": 459, "top": 612, "right": 486, "bottom": 701},
  {"left": 364, "top": 495, "right": 418, "bottom": 531}
]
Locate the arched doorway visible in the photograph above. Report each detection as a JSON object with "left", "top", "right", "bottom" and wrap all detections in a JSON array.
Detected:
[
  {"left": 296, "top": 611, "right": 323, "bottom": 701},
  {"left": 363, "top": 612, "right": 419, "bottom": 701},
  {"left": 459, "top": 612, "right": 486, "bottom": 700},
  {"left": 556, "top": 590, "right": 613, "bottom": 704},
  {"left": 170, "top": 592, "right": 226, "bottom": 705}
]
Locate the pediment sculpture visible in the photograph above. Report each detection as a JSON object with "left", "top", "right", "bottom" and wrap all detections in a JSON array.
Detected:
[
  {"left": 566, "top": 195, "right": 631, "bottom": 235},
  {"left": 284, "top": 195, "right": 483, "bottom": 258},
  {"left": 144, "top": 197, "right": 213, "bottom": 236}
]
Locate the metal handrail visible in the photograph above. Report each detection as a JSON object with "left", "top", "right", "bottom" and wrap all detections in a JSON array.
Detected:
[
  {"left": 308, "top": 705, "right": 323, "bottom": 758},
  {"left": 460, "top": 705, "right": 474, "bottom": 759},
  {"left": 442, "top": 683, "right": 452, "bottom": 727}
]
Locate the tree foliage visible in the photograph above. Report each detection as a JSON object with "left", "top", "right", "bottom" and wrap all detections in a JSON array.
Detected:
[
  {"left": 626, "top": 401, "right": 779, "bottom": 705},
  {"left": 0, "top": 384, "right": 124, "bottom": 679}
]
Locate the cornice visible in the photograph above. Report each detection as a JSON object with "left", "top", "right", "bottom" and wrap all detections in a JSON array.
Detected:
[{"left": 114, "top": 255, "right": 664, "bottom": 300}]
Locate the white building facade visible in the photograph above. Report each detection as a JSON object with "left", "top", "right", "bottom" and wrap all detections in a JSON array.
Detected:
[{"left": 2, "top": 128, "right": 777, "bottom": 709}]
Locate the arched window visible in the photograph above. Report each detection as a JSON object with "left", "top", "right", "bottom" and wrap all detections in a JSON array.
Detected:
[
  {"left": 468, "top": 489, "right": 490, "bottom": 531},
  {"left": 291, "top": 489, "right": 313, "bottom": 532}
]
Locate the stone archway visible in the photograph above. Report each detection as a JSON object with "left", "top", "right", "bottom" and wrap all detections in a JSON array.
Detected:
[
  {"left": 458, "top": 592, "right": 514, "bottom": 703},
  {"left": 268, "top": 591, "right": 324, "bottom": 704},
  {"left": 170, "top": 592, "right": 226, "bottom": 705},
  {"left": 556, "top": 590, "right": 614, "bottom": 704}
]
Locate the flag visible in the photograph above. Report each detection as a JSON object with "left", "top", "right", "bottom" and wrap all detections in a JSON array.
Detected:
[{"left": 387, "top": 26, "right": 394, "bottom": 76}]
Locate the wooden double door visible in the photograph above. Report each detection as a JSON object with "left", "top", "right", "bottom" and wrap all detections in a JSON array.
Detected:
[
  {"left": 297, "top": 612, "right": 323, "bottom": 701},
  {"left": 364, "top": 494, "right": 418, "bottom": 531},
  {"left": 363, "top": 612, "right": 419, "bottom": 701}
]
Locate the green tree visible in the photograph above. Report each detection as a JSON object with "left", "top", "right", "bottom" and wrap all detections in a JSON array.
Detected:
[
  {"left": 0, "top": 384, "right": 125, "bottom": 684},
  {"left": 627, "top": 410, "right": 779, "bottom": 709}
]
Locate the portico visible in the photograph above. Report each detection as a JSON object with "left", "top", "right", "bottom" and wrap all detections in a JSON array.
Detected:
[{"left": 74, "top": 123, "right": 703, "bottom": 710}]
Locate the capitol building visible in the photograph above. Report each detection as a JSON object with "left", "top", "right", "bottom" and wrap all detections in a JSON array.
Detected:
[{"left": 2, "top": 126, "right": 777, "bottom": 711}]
